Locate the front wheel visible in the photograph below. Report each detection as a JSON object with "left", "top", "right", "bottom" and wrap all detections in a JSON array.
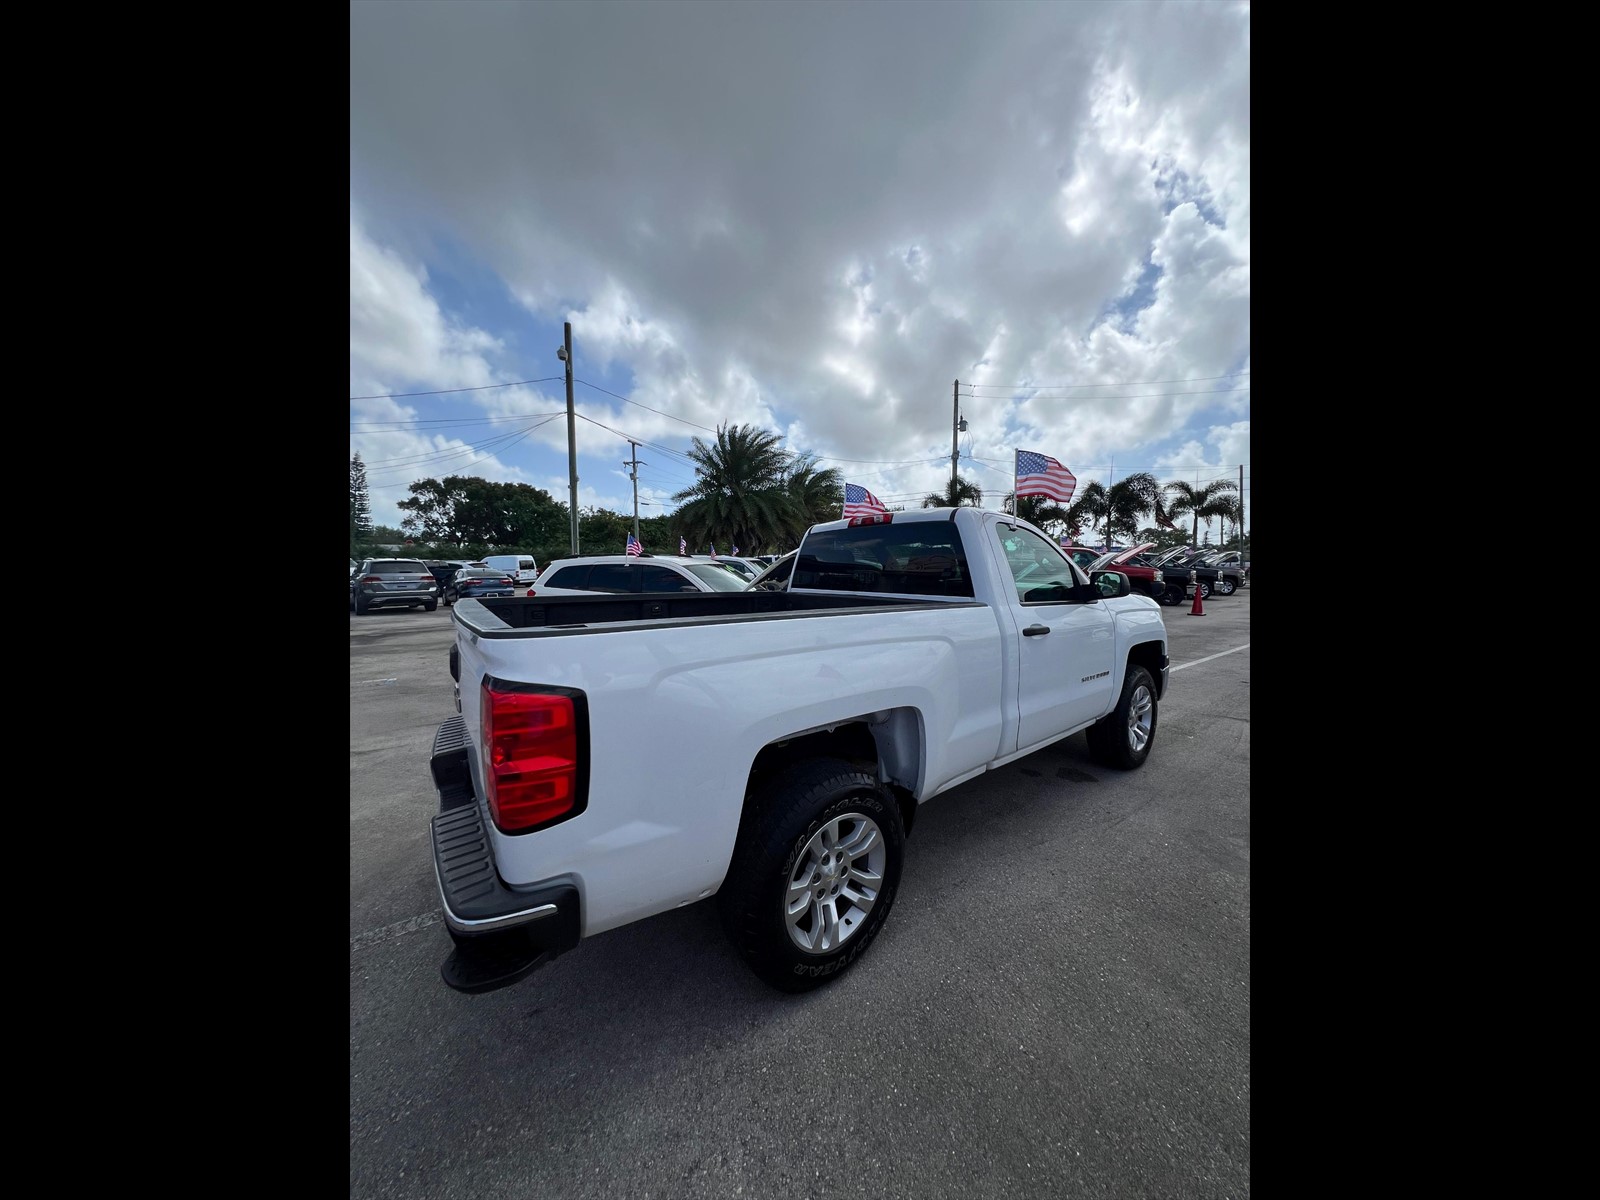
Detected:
[
  {"left": 1197, "top": 581, "right": 1212, "bottom": 600},
  {"left": 1085, "top": 665, "right": 1159, "bottom": 770},
  {"left": 719, "top": 757, "right": 905, "bottom": 993},
  {"left": 1160, "top": 585, "right": 1184, "bottom": 606},
  {"left": 1214, "top": 578, "right": 1235, "bottom": 596}
]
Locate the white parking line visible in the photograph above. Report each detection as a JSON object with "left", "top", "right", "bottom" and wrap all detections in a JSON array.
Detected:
[{"left": 1171, "top": 643, "right": 1249, "bottom": 672}]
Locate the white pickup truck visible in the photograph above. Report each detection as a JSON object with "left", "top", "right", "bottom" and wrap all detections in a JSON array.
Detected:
[{"left": 430, "top": 506, "right": 1169, "bottom": 995}]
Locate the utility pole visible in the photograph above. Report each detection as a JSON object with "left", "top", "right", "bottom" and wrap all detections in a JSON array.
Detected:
[
  {"left": 561, "top": 322, "right": 579, "bottom": 554},
  {"left": 624, "top": 441, "right": 645, "bottom": 542},
  {"left": 1238, "top": 463, "right": 1245, "bottom": 550},
  {"left": 950, "top": 380, "right": 960, "bottom": 496}
]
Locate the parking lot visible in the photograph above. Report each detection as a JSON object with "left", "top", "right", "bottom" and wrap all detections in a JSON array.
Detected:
[{"left": 351, "top": 589, "right": 1250, "bottom": 1198}]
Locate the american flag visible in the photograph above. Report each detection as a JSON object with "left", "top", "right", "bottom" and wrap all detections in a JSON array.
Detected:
[
  {"left": 626, "top": 533, "right": 642, "bottom": 557},
  {"left": 1156, "top": 507, "right": 1177, "bottom": 530},
  {"left": 680, "top": 535, "right": 687, "bottom": 555},
  {"left": 1015, "top": 450, "right": 1077, "bottom": 503},
  {"left": 731, "top": 544, "right": 739, "bottom": 556},
  {"left": 843, "top": 483, "right": 890, "bottom": 519},
  {"left": 710, "top": 543, "right": 717, "bottom": 558}
]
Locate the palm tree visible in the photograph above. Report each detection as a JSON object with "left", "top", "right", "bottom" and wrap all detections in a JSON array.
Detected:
[
  {"left": 1163, "top": 479, "right": 1239, "bottom": 548},
  {"left": 1065, "top": 473, "right": 1164, "bottom": 548},
  {"left": 1000, "top": 493, "right": 1070, "bottom": 536},
  {"left": 781, "top": 453, "right": 845, "bottom": 547},
  {"left": 922, "top": 475, "right": 984, "bottom": 508},
  {"left": 671, "top": 423, "right": 797, "bottom": 553}
]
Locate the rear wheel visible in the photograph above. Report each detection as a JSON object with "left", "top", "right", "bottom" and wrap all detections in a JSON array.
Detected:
[
  {"left": 719, "top": 757, "right": 904, "bottom": 993},
  {"left": 354, "top": 594, "right": 369, "bottom": 615},
  {"left": 424, "top": 600, "right": 438, "bottom": 611},
  {"left": 1085, "top": 665, "right": 1159, "bottom": 770}
]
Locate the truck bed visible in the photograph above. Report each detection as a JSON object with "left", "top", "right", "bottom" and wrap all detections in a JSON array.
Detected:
[{"left": 456, "top": 590, "right": 976, "bottom": 635}]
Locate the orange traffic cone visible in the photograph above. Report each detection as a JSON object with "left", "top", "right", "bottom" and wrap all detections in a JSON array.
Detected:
[{"left": 1187, "top": 581, "right": 1205, "bottom": 616}]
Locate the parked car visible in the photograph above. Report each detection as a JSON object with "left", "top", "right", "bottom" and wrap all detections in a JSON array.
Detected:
[
  {"left": 351, "top": 558, "right": 440, "bottom": 614},
  {"left": 531, "top": 555, "right": 752, "bottom": 595},
  {"left": 443, "top": 568, "right": 517, "bottom": 606},
  {"left": 1208, "top": 549, "right": 1248, "bottom": 585},
  {"left": 484, "top": 553, "right": 540, "bottom": 588},
  {"left": 746, "top": 550, "right": 797, "bottom": 591},
  {"left": 708, "top": 555, "right": 765, "bottom": 581},
  {"left": 1058, "top": 544, "right": 1103, "bottom": 572},
  {"left": 1087, "top": 544, "right": 1169, "bottom": 604},
  {"left": 426, "top": 560, "right": 477, "bottom": 594},
  {"left": 1152, "top": 547, "right": 1248, "bottom": 601},
  {"left": 1172, "top": 549, "right": 1245, "bottom": 598}
]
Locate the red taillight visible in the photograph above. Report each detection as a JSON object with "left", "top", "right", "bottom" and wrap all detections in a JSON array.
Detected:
[
  {"left": 361, "top": 575, "right": 382, "bottom": 584},
  {"left": 526, "top": 587, "right": 536, "bottom": 596},
  {"left": 482, "top": 684, "right": 580, "bottom": 832}
]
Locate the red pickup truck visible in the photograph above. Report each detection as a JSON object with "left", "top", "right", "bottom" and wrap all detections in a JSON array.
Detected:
[{"left": 1089, "top": 543, "right": 1175, "bottom": 605}]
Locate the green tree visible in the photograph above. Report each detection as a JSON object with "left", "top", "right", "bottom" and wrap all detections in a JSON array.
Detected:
[
  {"left": 1163, "top": 478, "right": 1239, "bottom": 548},
  {"left": 781, "top": 453, "right": 846, "bottom": 547},
  {"left": 1000, "top": 493, "right": 1070, "bottom": 535},
  {"left": 922, "top": 476, "right": 984, "bottom": 508},
  {"left": 671, "top": 423, "right": 798, "bottom": 553},
  {"left": 350, "top": 453, "right": 373, "bottom": 554},
  {"left": 1066, "top": 473, "right": 1164, "bottom": 547}
]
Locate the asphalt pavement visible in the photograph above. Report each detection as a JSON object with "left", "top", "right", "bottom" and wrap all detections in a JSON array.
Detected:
[{"left": 351, "top": 587, "right": 1250, "bottom": 1198}]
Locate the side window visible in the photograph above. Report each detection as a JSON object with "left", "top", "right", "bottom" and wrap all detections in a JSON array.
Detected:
[
  {"left": 637, "top": 565, "right": 684, "bottom": 591},
  {"left": 586, "top": 563, "right": 634, "bottom": 593},
  {"left": 996, "top": 526, "right": 1083, "bottom": 603},
  {"left": 547, "top": 566, "right": 590, "bottom": 589}
]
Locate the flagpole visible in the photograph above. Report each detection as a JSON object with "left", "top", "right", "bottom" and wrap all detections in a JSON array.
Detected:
[{"left": 1012, "top": 450, "right": 1019, "bottom": 517}]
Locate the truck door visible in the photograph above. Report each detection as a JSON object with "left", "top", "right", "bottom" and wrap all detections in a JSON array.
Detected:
[{"left": 990, "top": 523, "right": 1118, "bottom": 751}]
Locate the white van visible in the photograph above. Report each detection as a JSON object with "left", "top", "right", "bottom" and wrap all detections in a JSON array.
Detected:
[{"left": 484, "top": 553, "right": 540, "bottom": 587}]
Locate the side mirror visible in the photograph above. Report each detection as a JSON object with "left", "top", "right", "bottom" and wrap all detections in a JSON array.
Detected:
[{"left": 1089, "top": 570, "right": 1132, "bottom": 598}]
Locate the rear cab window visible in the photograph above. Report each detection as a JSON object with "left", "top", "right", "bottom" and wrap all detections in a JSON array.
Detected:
[{"left": 791, "top": 523, "right": 974, "bottom": 597}]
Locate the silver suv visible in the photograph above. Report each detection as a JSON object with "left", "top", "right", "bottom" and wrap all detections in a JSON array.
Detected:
[{"left": 351, "top": 558, "right": 440, "bottom": 614}]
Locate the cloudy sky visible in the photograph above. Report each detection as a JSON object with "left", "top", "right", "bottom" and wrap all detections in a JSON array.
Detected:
[{"left": 350, "top": 0, "right": 1249, "bottom": 546}]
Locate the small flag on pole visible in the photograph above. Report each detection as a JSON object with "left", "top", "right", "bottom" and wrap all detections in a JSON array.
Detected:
[
  {"left": 731, "top": 544, "right": 739, "bottom": 556},
  {"left": 1015, "top": 450, "right": 1077, "bottom": 503},
  {"left": 710, "top": 543, "right": 717, "bottom": 558},
  {"left": 626, "top": 533, "right": 642, "bottom": 556},
  {"left": 680, "top": 535, "right": 687, "bottom": 555},
  {"left": 843, "top": 483, "right": 890, "bottom": 519}
]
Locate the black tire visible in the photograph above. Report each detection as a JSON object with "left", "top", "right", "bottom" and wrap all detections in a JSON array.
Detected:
[
  {"left": 1197, "top": 581, "right": 1211, "bottom": 600},
  {"left": 718, "top": 757, "right": 905, "bottom": 993},
  {"left": 424, "top": 600, "right": 438, "bottom": 611},
  {"left": 354, "top": 594, "right": 369, "bottom": 615},
  {"left": 1085, "top": 665, "right": 1159, "bottom": 770},
  {"left": 1160, "top": 585, "right": 1184, "bottom": 606},
  {"left": 1214, "top": 578, "right": 1235, "bottom": 596}
]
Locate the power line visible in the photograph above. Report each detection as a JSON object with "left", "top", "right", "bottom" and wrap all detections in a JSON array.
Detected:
[
  {"left": 350, "top": 376, "right": 566, "bottom": 400},
  {"left": 573, "top": 378, "right": 722, "bottom": 434},
  {"left": 960, "top": 386, "right": 1249, "bottom": 401},
  {"left": 962, "top": 371, "right": 1249, "bottom": 389}
]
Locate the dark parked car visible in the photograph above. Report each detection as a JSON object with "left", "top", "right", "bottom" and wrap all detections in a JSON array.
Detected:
[
  {"left": 443, "top": 568, "right": 517, "bottom": 606},
  {"left": 351, "top": 558, "right": 440, "bottom": 614},
  {"left": 1154, "top": 547, "right": 1244, "bottom": 600}
]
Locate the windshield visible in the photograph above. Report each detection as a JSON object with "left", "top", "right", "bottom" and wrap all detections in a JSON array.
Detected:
[
  {"left": 1087, "top": 552, "right": 1119, "bottom": 572},
  {"left": 684, "top": 563, "right": 750, "bottom": 591}
]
